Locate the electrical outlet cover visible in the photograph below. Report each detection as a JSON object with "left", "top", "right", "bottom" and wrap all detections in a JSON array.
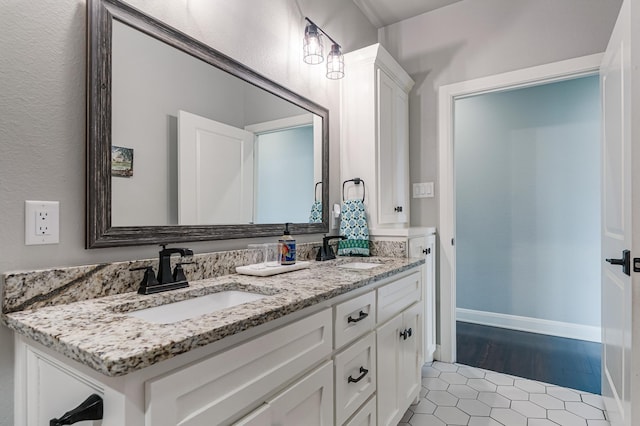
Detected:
[{"left": 25, "top": 200, "right": 60, "bottom": 245}]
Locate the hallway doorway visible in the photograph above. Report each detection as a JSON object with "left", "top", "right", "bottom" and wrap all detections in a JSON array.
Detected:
[{"left": 452, "top": 75, "right": 601, "bottom": 392}]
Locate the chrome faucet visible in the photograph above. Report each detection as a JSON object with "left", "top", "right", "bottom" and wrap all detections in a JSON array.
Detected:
[{"left": 132, "top": 245, "right": 194, "bottom": 295}]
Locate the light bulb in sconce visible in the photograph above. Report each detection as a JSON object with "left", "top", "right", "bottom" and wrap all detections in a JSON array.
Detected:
[
  {"left": 303, "top": 23, "right": 324, "bottom": 65},
  {"left": 326, "top": 43, "right": 344, "bottom": 80}
]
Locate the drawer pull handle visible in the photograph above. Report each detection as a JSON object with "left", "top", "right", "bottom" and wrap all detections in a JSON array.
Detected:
[
  {"left": 49, "top": 394, "right": 103, "bottom": 426},
  {"left": 348, "top": 366, "right": 369, "bottom": 384},
  {"left": 400, "top": 328, "right": 413, "bottom": 340},
  {"left": 347, "top": 310, "right": 369, "bottom": 323}
]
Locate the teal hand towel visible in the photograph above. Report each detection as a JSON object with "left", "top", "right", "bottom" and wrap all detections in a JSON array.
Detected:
[
  {"left": 338, "top": 199, "right": 370, "bottom": 256},
  {"left": 309, "top": 201, "right": 322, "bottom": 223}
]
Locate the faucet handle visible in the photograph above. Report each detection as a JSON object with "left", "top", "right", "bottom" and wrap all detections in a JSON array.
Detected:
[
  {"left": 172, "top": 264, "right": 187, "bottom": 283},
  {"left": 130, "top": 266, "right": 159, "bottom": 292}
]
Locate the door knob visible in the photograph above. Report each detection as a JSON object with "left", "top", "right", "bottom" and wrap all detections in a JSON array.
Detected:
[
  {"left": 606, "top": 249, "right": 630, "bottom": 276},
  {"left": 394, "top": 206, "right": 403, "bottom": 213}
]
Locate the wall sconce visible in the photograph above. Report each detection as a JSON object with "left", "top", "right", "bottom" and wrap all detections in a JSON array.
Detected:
[{"left": 303, "top": 17, "right": 344, "bottom": 80}]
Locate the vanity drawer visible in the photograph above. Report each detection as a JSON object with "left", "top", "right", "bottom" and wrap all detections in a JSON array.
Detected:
[
  {"left": 343, "top": 395, "right": 376, "bottom": 426},
  {"left": 145, "top": 308, "right": 332, "bottom": 426},
  {"left": 334, "top": 290, "right": 375, "bottom": 349},
  {"left": 334, "top": 332, "right": 376, "bottom": 425},
  {"left": 377, "top": 272, "right": 421, "bottom": 325}
]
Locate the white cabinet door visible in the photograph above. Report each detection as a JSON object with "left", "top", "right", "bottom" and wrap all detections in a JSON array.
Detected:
[
  {"left": 376, "top": 302, "right": 423, "bottom": 426},
  {"left": 18, "top": 343, "right": 103, "bottom": 426},
  {"left": 268, "top": 360, "right": 334, "bottom": 426},
  {"left": 376, "top": 313, "right": 403, "bottom": 426},
  {"left": 408, "top": 234, "right": 437, "bottom": 363},
  {"left": 377, "top": 69, "right": 409, "bottom": 226},
  {"left": 399, "top": 302, "right": 423, "bottom": 407}
]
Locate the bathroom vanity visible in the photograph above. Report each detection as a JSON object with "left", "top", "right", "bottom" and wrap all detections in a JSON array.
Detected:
[{"left": 4, "top": 256, "right": 424, "bottom": 426}]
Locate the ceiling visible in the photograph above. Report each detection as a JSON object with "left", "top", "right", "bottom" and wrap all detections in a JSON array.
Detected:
[{"left": 353, "top": 0, "right": 462, "bottom": 28}]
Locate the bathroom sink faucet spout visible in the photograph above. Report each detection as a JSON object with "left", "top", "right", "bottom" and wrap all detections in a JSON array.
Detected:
[
  {"left": 133, "top": 245, "right": 193, "bottom": 295},
  {"left": 158, "top": 246, "right": 193, "bottom": 284}
]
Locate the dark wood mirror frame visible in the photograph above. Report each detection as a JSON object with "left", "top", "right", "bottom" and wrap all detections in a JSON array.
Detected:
[{"left": 86, "top": 0, "right": 329, "bottom": 248}]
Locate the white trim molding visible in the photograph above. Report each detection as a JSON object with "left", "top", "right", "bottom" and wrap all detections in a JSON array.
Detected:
[
  {"left": 437, "top": 53, "right": 604, "bottom": 363},
  {"left": 456, "top": 308, "right": 602, "bottom": 343}
]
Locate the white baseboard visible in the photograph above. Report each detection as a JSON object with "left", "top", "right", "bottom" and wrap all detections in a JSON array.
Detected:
[{"left": 456, "top": 308, "right": 601, "bottom": 343}]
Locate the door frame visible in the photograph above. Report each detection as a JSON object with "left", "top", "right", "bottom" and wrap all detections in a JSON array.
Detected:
[{"left": 437, "top": 53, "right": 603, "bottom": 363}]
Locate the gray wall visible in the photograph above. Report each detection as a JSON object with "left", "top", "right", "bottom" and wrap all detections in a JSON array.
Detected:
[
  {"left": 0, "top": 1, "right": 376, "bottom": 424},
  {"left": 379, "top": 0, "right": 622, "bottom": 228},
  {"left": 455, "top": 76, "right": 601, "bottom": 326}
]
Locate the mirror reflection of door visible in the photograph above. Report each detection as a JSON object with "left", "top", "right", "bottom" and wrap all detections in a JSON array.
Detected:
[
  {"left": 178, "top": 110, "right": 254, "bottom": 225},
  {"left": 253, "top": 126, "right": 314, "bottom": 223},
  {"left": 177, "top": 112, "right": 318, "bottom": 225},
  {"left": 246, "top": 115, "right": 319, "bottom": 224}
]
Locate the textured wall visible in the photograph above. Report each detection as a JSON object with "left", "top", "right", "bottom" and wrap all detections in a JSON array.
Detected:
[{"left": 0, "top": 1, "right": 376, "bottom": 424}]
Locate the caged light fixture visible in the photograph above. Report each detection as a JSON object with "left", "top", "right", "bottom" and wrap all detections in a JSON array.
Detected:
[{"left": 303, "top": 17, "right": 344, "bottom": 80}]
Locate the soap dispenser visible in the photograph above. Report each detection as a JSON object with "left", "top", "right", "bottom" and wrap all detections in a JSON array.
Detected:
[{"left": 278, "top": 223, "right": 296, "bottom": 265}]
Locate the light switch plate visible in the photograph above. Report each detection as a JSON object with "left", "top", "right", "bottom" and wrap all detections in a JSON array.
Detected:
[
  {"left": 412, "top": 182, "right": 435, "bottom": 198},
  {"left": 25, "top": 200, "right": 60, "bottom": 245}
]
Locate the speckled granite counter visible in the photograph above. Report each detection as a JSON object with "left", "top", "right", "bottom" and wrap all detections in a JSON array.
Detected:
[{"left": 3, "top": 256, "right": 423, "bottom": 377}]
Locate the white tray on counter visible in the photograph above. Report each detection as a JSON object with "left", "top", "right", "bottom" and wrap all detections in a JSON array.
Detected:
[{"left": 236, "top": 261, "right": 311, "bottom": 277}]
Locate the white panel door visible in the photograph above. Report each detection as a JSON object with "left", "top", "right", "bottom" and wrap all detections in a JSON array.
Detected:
[
  {"left": 178, "top": 110, "right": 254, "bottom": 225},
  {"left": 600, "top": 1, "right": 633, "bottom": 424}
]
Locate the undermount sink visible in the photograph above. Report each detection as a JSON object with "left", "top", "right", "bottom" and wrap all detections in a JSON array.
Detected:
[
  {"left": 337, "top": 262, "right": 382, "bottom": 270},
  {"left": 127, "top": 291, "right": 268, "bottom": 324}
]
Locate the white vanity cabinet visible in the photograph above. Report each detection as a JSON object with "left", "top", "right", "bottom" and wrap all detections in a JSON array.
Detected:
[
  {"left": 14, "top": 266, "right": 424, "bottom": 426},
  {"left": 375, "top": 273, "right": 423, "bottom": 426},
  {"left": 341, "top": 43, "right": 414, "bottom": 233},
  {"left": 16, "top": 343, "right": 104, "bottom": 426},
  {"left": 234, "top": 360, "right": 334, "bottom": 426},
  {"left": 145, "top": 309, "right": 333, "bottom": 426}
]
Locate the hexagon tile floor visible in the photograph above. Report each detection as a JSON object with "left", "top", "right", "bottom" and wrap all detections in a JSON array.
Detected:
[{"left": 399, "top": 362, "right": 609, "bottom": 426}]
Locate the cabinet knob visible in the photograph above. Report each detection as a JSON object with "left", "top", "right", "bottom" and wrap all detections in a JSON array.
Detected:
[
  {"left": 394, "top": 206, "right": 403, "bottom": 213},
  {"left": 422, "top": 248, "right": 431, "bottom": 255}
]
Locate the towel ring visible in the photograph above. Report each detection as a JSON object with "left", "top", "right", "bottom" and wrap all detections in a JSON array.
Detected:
[
  {"left": 314, "top": 182, "right": 322, "bottom": 202},
  {"left": 342, "top": 178, "right": 366, "bottom": 202}
]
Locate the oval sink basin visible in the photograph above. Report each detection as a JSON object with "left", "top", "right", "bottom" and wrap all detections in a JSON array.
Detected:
[
  {"left": 337, "top": 262, "right": 382, "bottom": 270},
  {"left": 127, "top": 291, "right": 267, "bottom": 324}
]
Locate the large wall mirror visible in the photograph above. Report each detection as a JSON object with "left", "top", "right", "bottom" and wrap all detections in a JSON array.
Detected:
[{"left": 87, "top": 0, "right": 329, "bottom": 248}]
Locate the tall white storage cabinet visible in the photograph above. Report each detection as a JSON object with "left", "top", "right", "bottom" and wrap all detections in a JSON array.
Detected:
[{"left": 340, "top": 44, "right": 414, "bottom": 234}]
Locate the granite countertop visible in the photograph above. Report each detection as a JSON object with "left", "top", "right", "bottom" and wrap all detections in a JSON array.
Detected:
[{"left": 3, "top": 257, "right": 423, "bottom": 377}]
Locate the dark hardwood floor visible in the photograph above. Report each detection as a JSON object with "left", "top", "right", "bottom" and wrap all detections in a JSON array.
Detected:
[{"left": 456, "top": 321, "right": 602, "bottom": 394}]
